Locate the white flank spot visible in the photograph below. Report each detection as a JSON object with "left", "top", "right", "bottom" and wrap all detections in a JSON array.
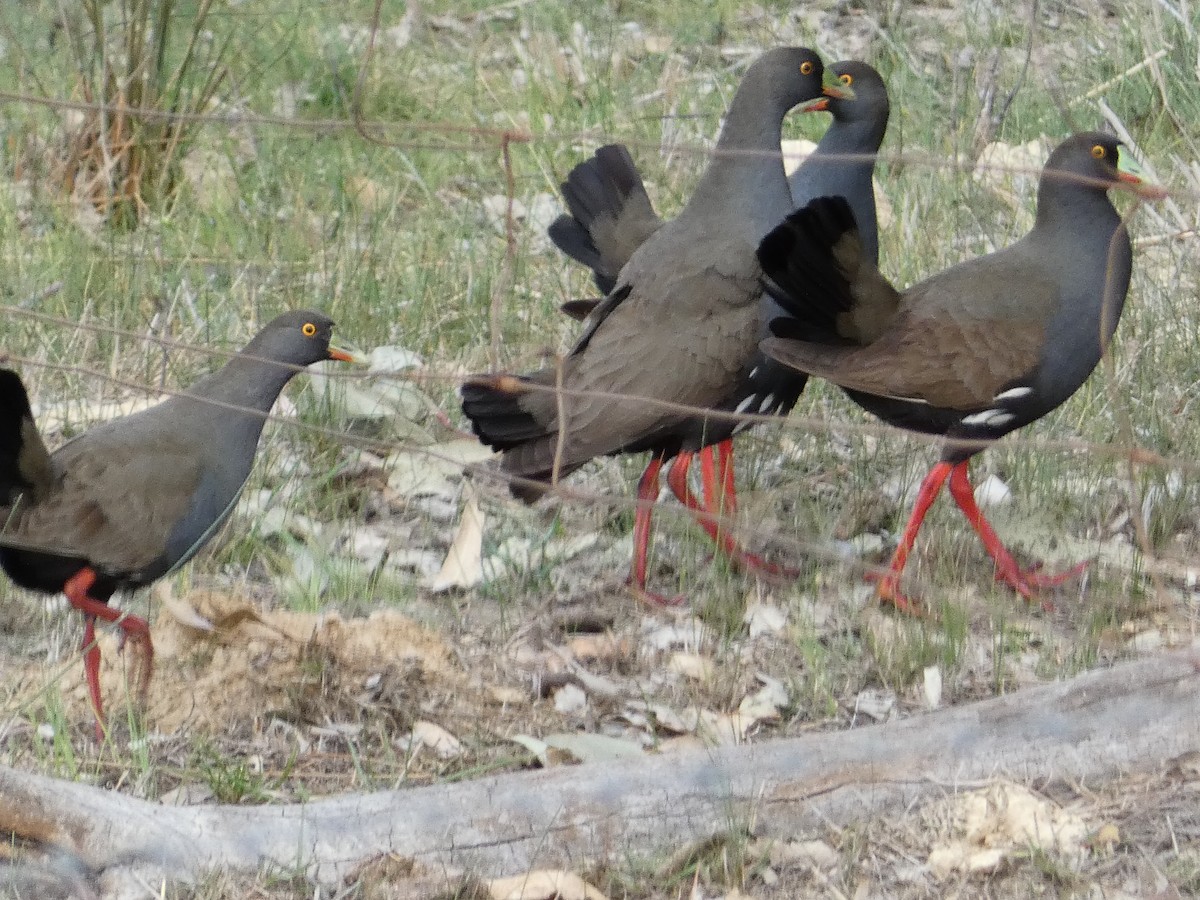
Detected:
[
  {"left": 994, "top": 386, "right": 1032, "bottom": 401},
  {"left": 748, "top": 366, "right": 760, "bottom": 380},
  {"left": 758, "top": 394, "right": 775, "bottom": 413},
  {"left": 962, "top": 409, "right": 1015, "bottom": 427},
  {"left": 735, "top": 396, "right": 756, "bottom": 415},
  {"left": 881, "top": 393, "right": 929, "bottom": 405},
  {"left": 961, "top": 410, "right": 995, "bottom": 426}
]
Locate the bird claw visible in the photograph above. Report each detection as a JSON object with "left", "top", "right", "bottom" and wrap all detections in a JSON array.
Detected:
[
  {"left": 993, "top": 558, "right": 1090, "bottom": 611},
  {"left": 729, "top": 551, "right": 804, "bottom": 582},
  {"left": 869, "top": 572, "right": 928, "bottom": 617},
  {"left": 627, "top": 582, "right": 687, "bottom": 608}
]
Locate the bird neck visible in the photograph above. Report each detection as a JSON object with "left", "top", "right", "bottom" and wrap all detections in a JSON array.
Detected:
[
  {"left": 1031, "top": 180, "right": 1131, "bottom": 360},
  {"left": 683, "top": 82, "right": 796, "bottom": 242},
  {"left": 816, "top": 116, "right": 888, "bottom": 163},
  {"left": 182, "top": 352, "right": 301, "bottom": 420},
  {"left": 1034, "top": 178, "right": 1121, "bottom": 237},
  {"left": 792, "top": 119, "right": 885, "bottom": 263}
]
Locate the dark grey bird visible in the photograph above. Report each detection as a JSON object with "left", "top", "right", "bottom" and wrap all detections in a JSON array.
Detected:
[
  {"left": 539, "top": 60, "right": 890, "bottom": 584},
  {"left": 757, "top": 131, "right": 1163, "bottom": 611},
  {"left": 0, "top": 310, "right": 355, "bottom": 737},
  {"left": 463, "top": 47, "right": 850, "bottom": 604}
]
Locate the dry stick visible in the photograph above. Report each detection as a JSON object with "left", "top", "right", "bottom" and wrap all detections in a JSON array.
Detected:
[
  {"left": 988, "top": 0, "right": 1039, "bottom": 137},
  {"left": 551, "top": 352, "right": 568, "bottom": 488},
  {"left": 1068, "top": 47, "right": 1171, "bottom": 107},
  {"left": 17, "top": 281, "right": 63, "bottom": 310},
  {"left": 0, "top": 651, "right": 1197, "bottom": 887},
  {"left": 1097, "top": 100, "right": 1188, "bottom": 234},
  {"left": 1100, "top": 200, "right": 1171, "bottom": 606},
  {"left": 490, "top": 130, "right": 523, "bottom": 370},
  {"left": 5, "top": 311, "right": 1199, "bottom": 594}
]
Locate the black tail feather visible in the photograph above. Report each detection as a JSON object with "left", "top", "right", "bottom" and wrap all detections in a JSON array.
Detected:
[
  {"left": 0, "top": 369, "right": 52, "bottom": 505},
  {"left": 548, "top": 144, "right": 655, "bottom": 295},
  {"left": 559, "top": 298, "right": 602, "bottom": 321},
  {"left": 460, "top": 372, "right": 559, "bottom": 452},
  {"left": 460, "top": 374, "right": 585, "bottom": 503},
  {"left": 757, "top": 196, "right": 860, "bottom": 341}
]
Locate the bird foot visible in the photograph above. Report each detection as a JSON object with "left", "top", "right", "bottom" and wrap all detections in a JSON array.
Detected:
[
  {"left": 722, "top": 549, "right": 803, "bottom": 582},
  {"left": 993, "top": 558, "right": 1090, "bottom": 610},
  {"left": 627, "top": 581, "right": 687, "bottom": 608},
  {"left": 867, "top": 571, "right": 929, "bottom": 618}
]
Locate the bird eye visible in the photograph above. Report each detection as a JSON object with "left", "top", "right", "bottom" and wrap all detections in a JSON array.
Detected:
[
  {"left": 839, "top": 73, "right": 853, "bottom": 86},
  {"left": 302, "top": 322, "right": 318, "bottom": 337},
  {"left": 800, "top": 61, "right": 814, "bottom": 75},
  {"left": 1091, "top": 144, "right": 1106, "bottom": 159}
]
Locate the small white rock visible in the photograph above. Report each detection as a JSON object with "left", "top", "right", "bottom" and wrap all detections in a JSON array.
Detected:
[
  {"left": 553, "top": 683, "right": 588, "bottom": 715},
  {"left": 974, "top": 474, "right": 1012, "bottom": 508},
  {"left": 923, "top": 664, "right": 943, "bottom": 709}
]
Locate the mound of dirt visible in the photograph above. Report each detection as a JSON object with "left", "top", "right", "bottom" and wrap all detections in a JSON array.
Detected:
[{"left": 15, "top": 587, "right": 464, "bottom": 735}]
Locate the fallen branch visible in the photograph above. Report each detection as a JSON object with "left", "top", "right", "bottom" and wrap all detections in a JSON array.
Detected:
[{"left": 2, "top": 650, "right": 1198, "bottom": 891}]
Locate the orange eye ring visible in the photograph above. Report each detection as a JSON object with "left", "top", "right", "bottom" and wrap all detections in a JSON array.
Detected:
[
  {"left": 839, "top": 73, "right": 853, "bottom": 86},
  {"left": 800, "top": 61, "right": 814, "bottom": 76},
  {"left": 1091, "top": 144, "right": 1106, "bottom": 159},
  {"left": 302, "top": 322, "right": 318, "bottom": 337}
]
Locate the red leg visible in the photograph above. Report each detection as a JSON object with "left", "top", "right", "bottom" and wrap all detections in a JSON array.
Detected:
[
  {"left": 79, "top": 615, "right": 104, "bottom": 741},
  {"left": 667, "top": 452, "right": 799, "bottom": 580},
  {"left": 699, "top": 440, "right": 738, "bottom": 517},
  {"left": 627, "top": 458, "right": 684, "bottom": 607},
  {"left": 872, "top": 461, "right": 954, "bottom": 615},
  {"left": 63, "top": 568, "right": 155, "bottom": 739},
  {"left": 946, "top": 461, "right": 1088, "bottom": 609},
  {"left": 717, "top": 441, "right": 736, "bottom": 513}
]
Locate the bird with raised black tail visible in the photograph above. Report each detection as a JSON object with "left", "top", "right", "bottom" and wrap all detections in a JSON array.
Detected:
[
  {"left": 463, "top": 47, "right": 851, "bottom": 604},
  {"left": 0, "top": 311, "right": 356, "bottom": 738},
  {"left": 540, "top": 60, "right": 889, "bottom": 584},
  {"left": 757, "top": 131, "right": 1164, "bottom": 611}
]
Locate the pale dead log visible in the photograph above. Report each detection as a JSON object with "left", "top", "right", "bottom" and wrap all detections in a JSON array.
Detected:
[{"left": 1, "top": 649, "right": 1198, "bottom": 890}]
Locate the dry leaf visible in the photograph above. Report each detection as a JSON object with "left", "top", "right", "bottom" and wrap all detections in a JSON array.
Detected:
[
  {"left": 667, "top": 652, "right": 713, "bottom": 681},
  {"left": 542, "top": 732, "right": 645, "bottom": 763},
  {"left": 488, "top": 684, "right": 526, "bottom": 705},
  {"left": 403, "top": 721, "right": 463, "bottom": 759},
  {"left": 927, "top": 782, "right": 1091, "bottom": 879},
  {"left": 429, "top": 487, "right": 484, "bottom": 592},
  {"left": 770, "top": 839, "right": 839, "bottom": 869},
  {"left": 737, "top": 674, "right": 789, "bottom": 724},
  {"left": 388, "top": 439, "right": 495, "bottom": 500},
  {"left": 159, "top": 592, "right": 215, "bottom": 633},
  {"left": 744, "top": 602, "right": 787, "bottom": 638},
  {"left": 646, "top": 703, "right": 702, "bottom": 735},
  {"left": 487, "top": 870, "right": 608, "bottom": 900}
]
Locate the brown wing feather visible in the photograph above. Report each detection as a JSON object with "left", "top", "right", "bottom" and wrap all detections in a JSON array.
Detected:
[
  {"left": 6, "top": 431, "right": 204, "bottom": 573},
  {"left": 763, "top": 312, "right": 1045, "bottom": 409},
  {"left": 765, "top": 236, "right": 1059, "bottom": 408},
  {"left": 504, "top": 267, "right": 760, "bottom": 476}
]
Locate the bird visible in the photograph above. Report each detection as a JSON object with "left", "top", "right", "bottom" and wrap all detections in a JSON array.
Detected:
[
  {"left": 757, "top": 131, "right": 1164, "bottom": 612},
  {"left": 462, "top": 47, "right": 849, "bottom": 604},
  {"left": 541, "top": 61, "right": 889, "bottom": 580},
  {"left": 0, "top": 310, "right": 356, "bottom": 738}
]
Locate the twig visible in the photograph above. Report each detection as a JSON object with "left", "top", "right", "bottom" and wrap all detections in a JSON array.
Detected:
[
  {"left": 18, "top": 282, "right": 63, "bottom": 310},
  {"left": 1070, "top": 47, "right": 1171, "bottom": 107}
]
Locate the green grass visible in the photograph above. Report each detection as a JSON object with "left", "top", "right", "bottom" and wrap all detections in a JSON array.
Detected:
[{"left": 0, "top": 0, "right": 1198, "bottom": 895}]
